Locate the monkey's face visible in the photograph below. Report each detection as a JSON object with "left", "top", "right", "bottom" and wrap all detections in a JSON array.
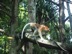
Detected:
[
  {"left": 44, "top": 26, "right": 50, "bottom": 31},
  {"left": 40, "top": 25, "right": 50, "bottom": 32}
]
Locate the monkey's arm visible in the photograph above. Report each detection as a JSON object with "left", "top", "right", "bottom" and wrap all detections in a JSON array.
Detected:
[{"left": 38, "top": 30, "right": 44, "bottom": 40}]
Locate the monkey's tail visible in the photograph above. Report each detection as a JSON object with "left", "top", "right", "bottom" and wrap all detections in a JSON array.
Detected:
[{"left": 21, "top": 23, "right": 30, "bottom": 39}]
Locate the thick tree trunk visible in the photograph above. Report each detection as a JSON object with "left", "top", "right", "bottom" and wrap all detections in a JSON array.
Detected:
[
  {"left": 66, "top": 0, "right": 72, "bottom": 32},
  {"left": 25, "top": 0, "right": 36, "bottom": 54},
  {"left": 59, "top": 0, "right": 65, "bottom": 42},
  {"left": 28, "top": 0, "right": 36, "bottom": 22},
  {"left": 59, "top": 0, "right": 66, "bottom": 54},
  {"left": 9, "top": 0, "right": 18, "bottom": 54}
]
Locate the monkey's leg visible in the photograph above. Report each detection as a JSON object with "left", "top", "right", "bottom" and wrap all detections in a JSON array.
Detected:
[
  {"left": 38, "top": 30, "right": 44, "bottom": 40},
  {"left": 33, "top": 29, "right": 37, "bottom": 39}
]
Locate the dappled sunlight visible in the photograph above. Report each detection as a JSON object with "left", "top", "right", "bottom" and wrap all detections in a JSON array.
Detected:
[{"left": 70, "top": 38, "right": 72, "bottom": 42}]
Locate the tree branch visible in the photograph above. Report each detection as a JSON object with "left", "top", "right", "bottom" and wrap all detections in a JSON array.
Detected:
[
  {"left": 64, "top": 0, "right": 72, "bottom": 4},
  {"left": 64, "top": 14, "right": 72, "bottom": 22},
  {"left": 0, "top": 29, "right": 5, "bottom": 32},
  {"left": 22, "top": 36, "right": 72, "bottom": 53}
]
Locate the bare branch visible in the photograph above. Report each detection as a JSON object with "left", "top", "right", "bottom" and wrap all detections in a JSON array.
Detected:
[
  {"left": 64, "top": 14, "right": 72, "bottom": 22},
  {"left": 64, "top": 0, "right": 72, "bottom": 4},
  {"left": 0, "top": 29, "right": 5, "bottom": 32}
]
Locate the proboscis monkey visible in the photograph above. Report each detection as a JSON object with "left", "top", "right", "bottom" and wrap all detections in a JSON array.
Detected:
[{"left": 21, "top": 23, "right": 50, "bottom": 40}]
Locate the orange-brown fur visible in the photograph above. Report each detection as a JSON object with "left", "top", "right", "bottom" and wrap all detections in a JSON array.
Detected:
[
  {"left": 21, "top": 23, "right": 50, "bottom": 40},
  {"left": 30, "top": 23, "right": 50, "bottom": 31},
  {"left": 30, "top": 23, "right": 50, "bottom": 39}
]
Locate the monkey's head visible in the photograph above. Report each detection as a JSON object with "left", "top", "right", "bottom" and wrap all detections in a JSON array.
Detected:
[
  {"left": 44, "top": 26, "right": 50, "bottom": 31},
  {"left": 40, "top": 25, "right": 50, "bottom": 32}
]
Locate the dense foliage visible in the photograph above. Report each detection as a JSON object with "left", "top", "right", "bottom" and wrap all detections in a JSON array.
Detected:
[{"left": 0, "top": 0, "right": 72, "bottom": 54}]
